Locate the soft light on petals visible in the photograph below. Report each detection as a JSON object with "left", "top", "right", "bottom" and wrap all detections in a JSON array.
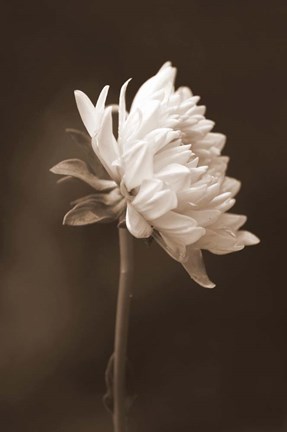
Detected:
[{"left": 51, "top": 61, "right": 260, "bottom": 289}]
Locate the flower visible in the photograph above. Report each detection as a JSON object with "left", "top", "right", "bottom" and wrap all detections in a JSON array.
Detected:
[{"left": 51, "top": 62, "right": 259, "bottom": 288}]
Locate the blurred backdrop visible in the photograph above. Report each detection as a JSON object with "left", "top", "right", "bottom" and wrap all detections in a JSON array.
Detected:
[{"left": 1, "top": 1, "right": 287, "bottom": 431}]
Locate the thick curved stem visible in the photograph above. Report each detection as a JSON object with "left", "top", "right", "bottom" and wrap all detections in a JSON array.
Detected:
[{"left": 113, "top": 227, "right": 134, "bottom": 432}]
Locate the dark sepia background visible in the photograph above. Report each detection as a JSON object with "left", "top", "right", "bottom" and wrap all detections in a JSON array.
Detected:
[{"left": 1, "top": 1, "right": 286, "bottom": 431}]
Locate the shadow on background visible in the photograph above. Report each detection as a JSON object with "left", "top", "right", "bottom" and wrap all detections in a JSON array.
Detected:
[{"left": 1, "top": 1, "right": 287, "bottom": 431}]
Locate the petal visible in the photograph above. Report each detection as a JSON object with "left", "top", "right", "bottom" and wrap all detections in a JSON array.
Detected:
[
  {"left": 196, "top": 133, "right": 226, "bottom": 152},
  {"left": 92, "top": 107, "right": 120, "bottom": 182},
  {"left": 154, "top": 145, "right": 192, "bottom": 171},
  {"left": 156, "top": 163, "right": 191, "bottom": 192},
  {"left": 122, "top": 141, "right": 154, "bottom": 190},
  {"left": 132, "top": 179, "right": 178, "bottom": 220},
  {"left": 74, "top": 86, "right": 109, "bottom": 137},
  {"left": 152, "top": 211, "right": 205, "bottom": 245},
  {"left": 182, "top": 248, "right": 215, "bottom": 288},
  {"left": 74, "top": 90, "right": 96, "bottom": 137},
  {"left": 131, "top": 65, "right": 176, "bottom": 111},
  {"left": 128, "top": 100, "right": 162, "bottom": 142},
  {"left": 210, "top": 213, "right": 247, "bottom": 231},
  {"left": 187, "top": 209, "right": 221, "bottom": 227},
  {"left": 152, "top": 230, "right": 187, "bottom": 262},
  {"left": 197, "top": 229, "right": 244, "bottom": 255},
  {"left": 177, "top": 184, "right": 208, "bottom": 206},
  {"left": 118, "top": 78, "right": 132, "bottom": 139},
  {"left": 94, "top": 85, "right": 110, "bottom": 120},
  {"left": 175, "top": 86, "right": 194, "bottom": 101},
  {"left": 221, "top": 177, "right": 241, "bottom": 197},
  {"left": 126, "top": 203, "right": 153, "bottom": 238},
  {"left": 144, "top": 128, "right": 181, "bottom": 154},
  {"left": 236, "top": 230, "right": 260, "bottom": 246}
]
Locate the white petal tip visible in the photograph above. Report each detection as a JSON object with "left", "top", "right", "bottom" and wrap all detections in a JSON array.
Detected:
[
  {"left": 249, "top": 234, "right": 260, "bottom": 245},
  {"left": 74, "top": 89, "right": 83, "bottom": 98},
  {"left": 191, "top": 275, "right": 216, "bottom": 289}
]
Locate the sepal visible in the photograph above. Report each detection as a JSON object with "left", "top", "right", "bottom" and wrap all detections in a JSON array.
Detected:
[{"left": 50, "top": 158, "right": 116, "bottom": 191}]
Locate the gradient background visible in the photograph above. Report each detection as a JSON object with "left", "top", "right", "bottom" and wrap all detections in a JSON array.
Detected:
[{"left": 1, "top": 1, "right": 287, "bottom": 431}]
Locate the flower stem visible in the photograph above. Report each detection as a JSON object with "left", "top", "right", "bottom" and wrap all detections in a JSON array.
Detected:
[{"left": 113, "top": 227, "right": 134, "bottom": 432}]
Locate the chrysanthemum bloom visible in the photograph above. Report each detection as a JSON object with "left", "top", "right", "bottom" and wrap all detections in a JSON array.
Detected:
[{"left": 51, "top": 62, "right": 259, "bottom": 288}]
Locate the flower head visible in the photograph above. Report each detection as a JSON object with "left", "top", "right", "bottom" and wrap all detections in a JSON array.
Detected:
[{"left": 51, "top": 62, "right": 259, "bottom": 288}]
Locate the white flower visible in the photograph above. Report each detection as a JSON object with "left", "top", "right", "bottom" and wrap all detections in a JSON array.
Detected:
[{"left": 51, "top": 62, "right": 259, "bottom": 288}]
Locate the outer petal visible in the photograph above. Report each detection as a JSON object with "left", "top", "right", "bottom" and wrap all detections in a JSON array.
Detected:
[
  {"left": 182, "top": 248, "right": 215, "bottom": 288},
  {"left": 126, "top": 203, "right": 153, "bottom": 238},
  {"left": 92, "top": 107, "right": 120, "bottom": 182},
  {"left": 74, "top": 86, "right": 109, "bottom": 137},
  {"left": 118, "top": 78, "right": 132, "bottom": 141},
  {"left": 74, "top": 90, "right": 96, "bottom": 137}
]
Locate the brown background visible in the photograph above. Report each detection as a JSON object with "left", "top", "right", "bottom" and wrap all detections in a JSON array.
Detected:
[{"left": 1, "top": 1, "right": 287, "bottom": 431}]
